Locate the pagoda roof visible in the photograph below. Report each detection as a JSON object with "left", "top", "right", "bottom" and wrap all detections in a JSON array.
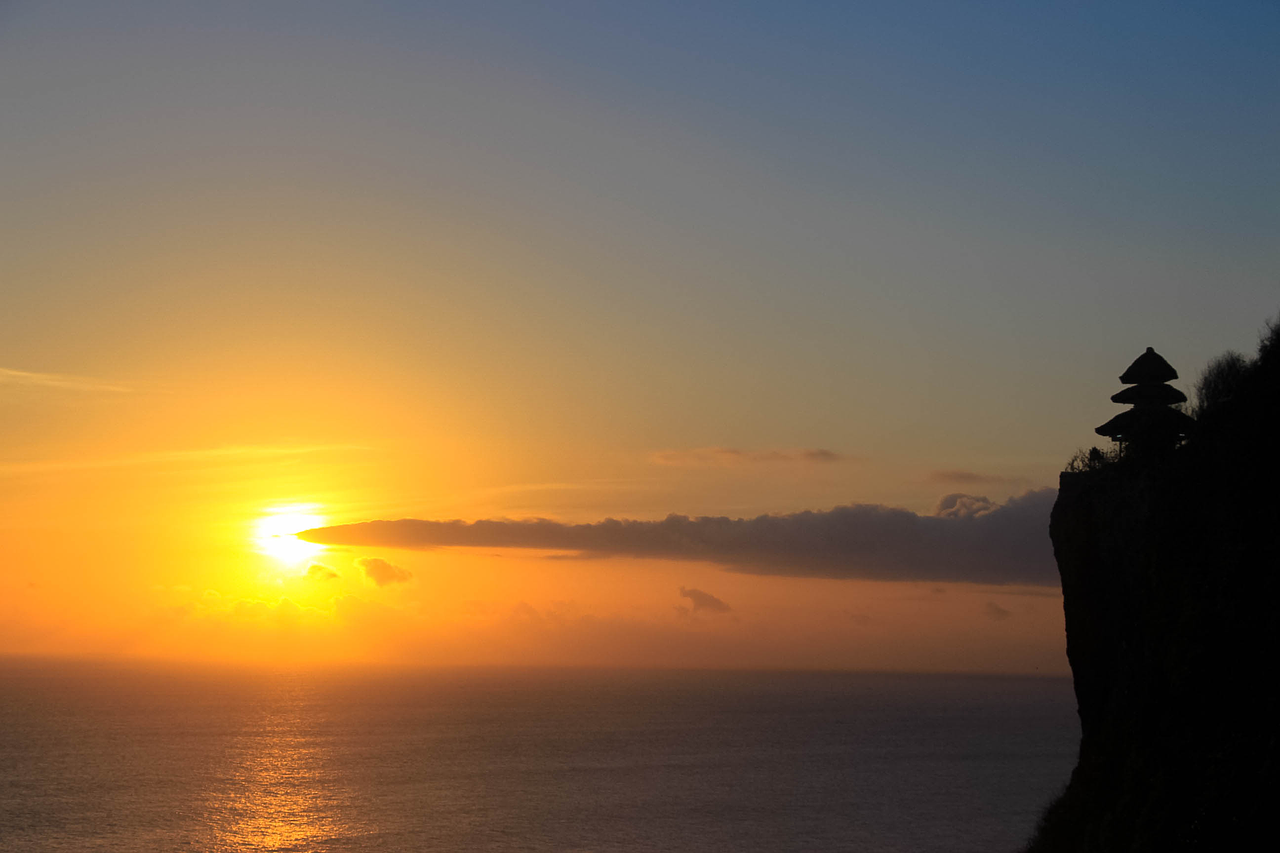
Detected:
[
  {"left": 1096, "top": 405, "right": 1195, "bottom": 440},
  {"left": 1119, "top": 347, "right": 1178, "bottom": 384},
  {"left": 1111, "top": 383, "right": 1187, "bottom": 406}
]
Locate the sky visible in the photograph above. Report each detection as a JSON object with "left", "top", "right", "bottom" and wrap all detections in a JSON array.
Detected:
[{"left": 1, "top": 1, "right": 1276, "bottom": 672}]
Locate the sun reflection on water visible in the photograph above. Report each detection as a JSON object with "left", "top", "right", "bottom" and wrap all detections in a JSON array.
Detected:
[{"left": 205, "top": 675, "right": 350, "bottom": 852}]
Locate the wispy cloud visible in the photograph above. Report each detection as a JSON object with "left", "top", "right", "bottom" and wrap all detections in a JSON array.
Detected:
[
  {"left": 0, "top": 367, "right": 131, "bottom": 393},
  {"left": 650, "top": 447, "right": 852, "bottom": 467},
  {"left": 0, "top": 444, "right": 366, "bottom": 477},
  {"left": 929, "top": 470, "right": 1021, "bottom": 485},
  {"left": 302, "top": 489, "right": 1059, "bottom": 586},
  {"left": 472, "top": 479, "right": 651, "bottom": 498}
]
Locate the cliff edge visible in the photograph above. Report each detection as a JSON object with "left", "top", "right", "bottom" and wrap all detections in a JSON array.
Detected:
[{"left": 1025, "top": 326, "right": 1280, "bottom": 851}]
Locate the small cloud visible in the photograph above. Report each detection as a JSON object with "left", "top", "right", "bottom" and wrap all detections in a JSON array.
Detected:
[
  {"left": 650, "top": 447, "right": 850, "bottom": 467},
  {"left": 332, "top": 593, "right": 403, "bottom": 627},
  {"left": 929, "top": 470, "right": 1019, "bottom": 485},
  {"left": 799, "top": 448, "right": 845, "bottom": 463},
  {"left": 985, "top": 601, "right": 1013, "bottom": 621},
  {"left": 934, "top": 493, "right": 997, "bottom": 519},
  {"left": 275, "top": 598, "right": 303, "bottom": 622},
  {"left": 510, "top": 601, "right": 543, "bottom": 624},
  {"left": 356, "top": 557, "right": 413, "bottom": 587},
  {"left": 225, "top": 597, "right": 316, "bottom": 622},
  {"left": 307, "top": 563, "right": 339, "bottom": 581},
  {"left": 679, "top": 586, "right": 732, "bottom": 614},
  {"left": 232, "top": 599, "right": 272, "bottom": 620},
  {"left": 901, "top": 585, "right": 950, "bottom": 601}
]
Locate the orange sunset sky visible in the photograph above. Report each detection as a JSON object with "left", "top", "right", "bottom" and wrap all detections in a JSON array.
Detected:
[{"left": 2, "top": 2, "right": 1276, "bottom": 672}]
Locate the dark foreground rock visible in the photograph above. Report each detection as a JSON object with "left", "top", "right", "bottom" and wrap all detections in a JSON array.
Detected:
[{"left": 1024, "top": 329, "right": 1280, "bottom": 852}]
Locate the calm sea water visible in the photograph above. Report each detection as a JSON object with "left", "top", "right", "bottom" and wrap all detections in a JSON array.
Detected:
[{"left": 0, "top": 662, "right": 1077, "bottom": 853}]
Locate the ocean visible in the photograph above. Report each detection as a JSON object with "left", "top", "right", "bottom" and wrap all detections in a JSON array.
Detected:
[{"left": 0, "top": 662, "right": 1078, "bottom": 852}]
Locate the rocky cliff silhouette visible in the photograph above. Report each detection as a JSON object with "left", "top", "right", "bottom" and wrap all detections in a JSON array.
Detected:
[{"left": 1025, "top": 320, "right": 1280, "bottom": 852}]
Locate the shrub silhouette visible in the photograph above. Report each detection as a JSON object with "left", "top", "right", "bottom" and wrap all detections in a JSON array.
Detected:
[
  {"left": 1064, "top": 445, "right": 1118, "bottom": 473},
  {"left": 1192, "top": 351, "right": 1248, "bottom": 417},
  {"left": 1191, "top": 315, "right": 1280, "bottom": 420}
]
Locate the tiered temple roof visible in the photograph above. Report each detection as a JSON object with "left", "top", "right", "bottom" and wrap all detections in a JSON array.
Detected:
[{"left": 1096, "top": 347, "right": 1194, "bottom": 450}]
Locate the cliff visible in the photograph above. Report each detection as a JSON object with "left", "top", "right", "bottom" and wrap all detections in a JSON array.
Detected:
[{"left": 1025, "top": 328, "right": 1280, "bottom": 851}]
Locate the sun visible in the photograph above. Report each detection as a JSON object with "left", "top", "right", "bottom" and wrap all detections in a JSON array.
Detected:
[{"left": 254, "top": 505, "right": 327, "bottom": 564}]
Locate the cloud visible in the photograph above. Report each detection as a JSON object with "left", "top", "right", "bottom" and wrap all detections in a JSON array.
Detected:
[
  {"left": 307, "top": 563, "right": 339, "bottom": 580},
  {"left": 797, "top": 448, "right": 846, "bottom": 463},
  {"left": 474, "top": 479, "right": 641, "bottom": 497},
  {"left": 302, "top": 488, "right": 1059, "bottom": 585},
  {"left": 356, "top": 557, "right": 413, "bottom": 587},
  {"left": 222, "top": 596, "right": 322, "bottom": 626},
  {"left": 985, "top": 601, "right": 1014, "bottom": 621},
  {"left": 649, "top": 447, "right": 851, "bottom": 467},
  {"left": 934, "top": 493, "right": 998, "bottom": 519},
  {"left": 679, "top": 586, "right": 732, "bottom": 613},
  {"left": 0, "top": 367, "right": 131, "bottom": 393},
  {"left": 929, "top": 470, "right": 1019, "bottom": 485},
  {"left": 0, "top": 444, "right": 365, "bottom": 477}
]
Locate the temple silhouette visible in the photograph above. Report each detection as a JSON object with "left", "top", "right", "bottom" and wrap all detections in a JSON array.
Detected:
[{"left": 1094, "top": 347, "right": 1194, "bottom": 455}]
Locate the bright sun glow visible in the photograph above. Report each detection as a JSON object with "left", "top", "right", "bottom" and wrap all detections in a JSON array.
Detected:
[{"left": 254, "top": 505, "right": 327, "bottom": 564}]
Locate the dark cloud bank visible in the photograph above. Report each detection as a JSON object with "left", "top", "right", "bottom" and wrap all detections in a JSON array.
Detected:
[{"left": 301, "top": 489, "right": 1058, "bottom": 586}]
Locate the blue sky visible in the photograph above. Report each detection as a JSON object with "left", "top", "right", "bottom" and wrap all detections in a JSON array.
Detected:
[{"left": 3, "top": 2, "right": 1276, "bottom": 488}]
